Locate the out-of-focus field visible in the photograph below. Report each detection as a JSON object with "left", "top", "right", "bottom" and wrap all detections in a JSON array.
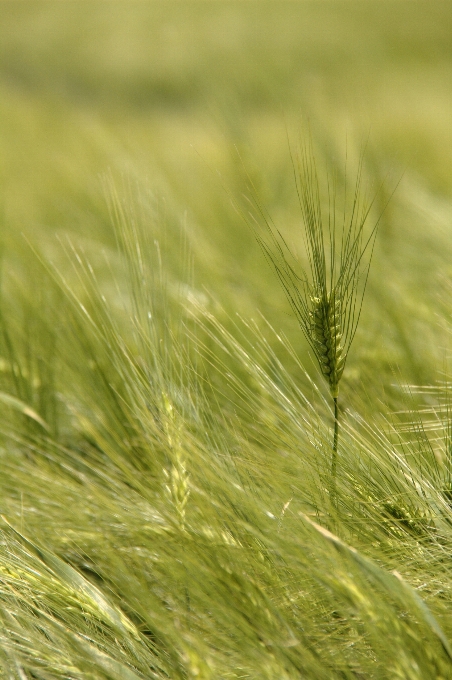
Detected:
[
  {"left": 1, "top": 2, "right": 452, "bottom": 388},
  {"left": 1, "top": 3, "right": 452, "bottom": 678}
]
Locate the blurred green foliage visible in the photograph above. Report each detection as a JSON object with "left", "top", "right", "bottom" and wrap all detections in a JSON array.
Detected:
[{"left": 0, "top": 2, "right": 451, "bottom": 678}]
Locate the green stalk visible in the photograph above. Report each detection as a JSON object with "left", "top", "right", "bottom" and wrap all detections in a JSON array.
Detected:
[
  {"left": 332, "top": 396, "right": 339, "bottom": 474},
  {"left": 331, "top": 396, "right": 339, "bottom": 505}
]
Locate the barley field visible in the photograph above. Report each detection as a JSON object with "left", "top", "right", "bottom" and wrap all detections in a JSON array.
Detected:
[{"left": 0, "top": 2, "right": 452, "bottom": 678}]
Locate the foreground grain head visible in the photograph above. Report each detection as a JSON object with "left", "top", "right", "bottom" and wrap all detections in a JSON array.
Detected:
[{"left": 250, "top": 137, "right": 384, "bottom": 502}]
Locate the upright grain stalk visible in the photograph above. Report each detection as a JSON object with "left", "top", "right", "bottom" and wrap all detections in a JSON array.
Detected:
[{"left": 249, "top": 139, "right": 381, "bottom": 504}]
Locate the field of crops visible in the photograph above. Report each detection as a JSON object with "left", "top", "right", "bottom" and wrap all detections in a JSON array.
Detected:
[{"left": 0, "top": 2, "right": 452, "bottom": 677}]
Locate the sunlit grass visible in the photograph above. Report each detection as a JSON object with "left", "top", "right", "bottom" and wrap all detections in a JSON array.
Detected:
[{"left": 0, "top": 2, "right": 451, "bottom": 677}]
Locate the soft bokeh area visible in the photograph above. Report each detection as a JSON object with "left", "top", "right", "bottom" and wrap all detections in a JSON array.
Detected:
[
  {"left": 1, "top": 2, "right": 451, "bottom": 385},
  {"left": 0, "top": 3, "right": 452, "bottom": 678}
]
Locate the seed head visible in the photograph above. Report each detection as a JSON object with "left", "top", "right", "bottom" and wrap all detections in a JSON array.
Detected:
[
  {"left": 248, "top": 138, "right": 382, "bottom": 398},
  {"left": 309, "top": 293, "right": 345, "bottom": 397}
]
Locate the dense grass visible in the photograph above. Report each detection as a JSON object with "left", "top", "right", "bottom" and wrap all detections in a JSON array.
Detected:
[{"left": 0, "top": 2, "right": 452, "bottom": 677}]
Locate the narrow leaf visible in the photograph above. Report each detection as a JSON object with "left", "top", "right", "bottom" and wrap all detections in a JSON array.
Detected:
[{"left": 0, "top": 392, "right": 49, "bottom": 431}]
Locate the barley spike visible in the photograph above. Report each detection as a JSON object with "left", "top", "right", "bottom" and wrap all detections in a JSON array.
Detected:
[{"left": 309, "top": 292, "right": 345, "bottom": 398}]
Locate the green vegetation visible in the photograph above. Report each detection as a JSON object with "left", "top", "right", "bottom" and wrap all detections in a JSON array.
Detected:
[
  {"left": 249, "top": 139, "right": 382, "bottom": 501},
  {"left": 0, "top": 2, "right": 452, "bottom": 677}
]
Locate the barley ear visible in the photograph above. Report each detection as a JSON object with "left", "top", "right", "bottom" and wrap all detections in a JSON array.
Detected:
[
  {"left": 309, "top": 292, "right": 345, "bottom": 399},
  {"left": 247, "top": 137, "right": 384, "bottom": 510}
]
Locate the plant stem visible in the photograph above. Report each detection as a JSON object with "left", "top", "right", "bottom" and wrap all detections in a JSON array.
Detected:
[{"left": 331, "top": 396, "right": 339, "bottom": 505}]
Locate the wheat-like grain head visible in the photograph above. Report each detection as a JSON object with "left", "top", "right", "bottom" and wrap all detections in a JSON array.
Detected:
[
  {"left": 310, "top": 292, "right": 344, "bottom": 398},
  {"left": 249, "top": 137, "right": 380, "bottom": 401}
]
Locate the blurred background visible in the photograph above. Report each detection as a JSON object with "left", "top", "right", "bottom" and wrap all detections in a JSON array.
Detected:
[
  {"left": 1, "top": 7, "right": 452, "bottom": 675},
  {"left": 0, "top": 1, "right": 451, "bottom": 394}
]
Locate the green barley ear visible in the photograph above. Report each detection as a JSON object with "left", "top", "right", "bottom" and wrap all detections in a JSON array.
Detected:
[
  {"left": 309, "top": 292, "right": 344, "bottom": 399},
  {"left": 247, "top": 135, "right": 386, "bottom": 498},
  {"left": 162, "top": 393, "right": 190, "bottom": 531}
]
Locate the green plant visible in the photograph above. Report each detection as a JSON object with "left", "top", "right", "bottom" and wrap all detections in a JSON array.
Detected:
[
  {"left": 251, "top": 140, "right": 381, "bottom": 501},
  {"left": 0, "top": 4, "right": 451, "bottom": 676}
]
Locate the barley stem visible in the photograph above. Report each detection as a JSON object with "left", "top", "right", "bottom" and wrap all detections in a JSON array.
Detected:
[{"left": 331, "top": 396, "right": 339, "bottom": 505}]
